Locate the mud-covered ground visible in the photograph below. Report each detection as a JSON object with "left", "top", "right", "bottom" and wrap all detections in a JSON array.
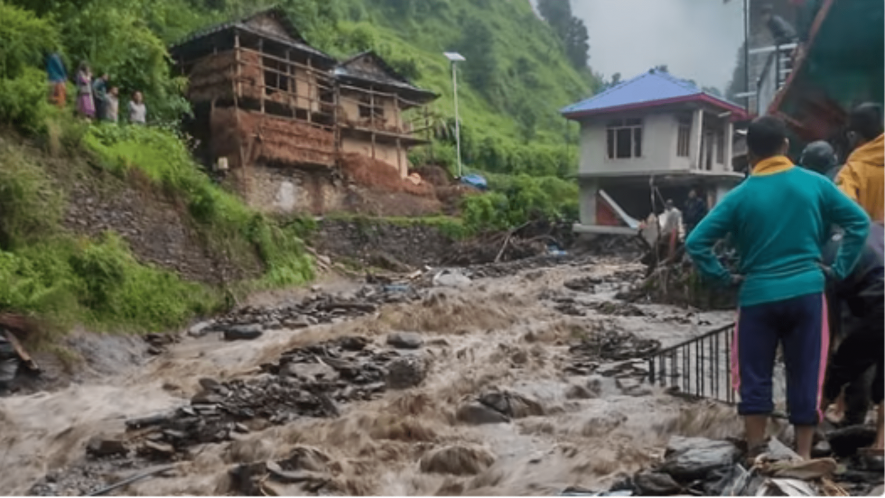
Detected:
[{"left": 1, "top": 256, "right": 756, "bottom": 496}]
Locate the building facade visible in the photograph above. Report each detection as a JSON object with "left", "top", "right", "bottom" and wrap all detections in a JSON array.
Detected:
[
  {"left": 170, "top": 8, "right": 438, "bottom": 215},
  {"left": 561, "top": 69, "right": 748, "bottom": 235}
]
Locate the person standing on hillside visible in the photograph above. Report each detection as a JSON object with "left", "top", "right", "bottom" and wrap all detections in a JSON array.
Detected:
[
  {"left": 92, "top": 73, "right": 109, "bottom": 122},
  {"left": 128, "top": 90, "right": 146, "bottom": 124},
  {"left": 75, "top": 62, "right": 95, "bottom": 120},
  {"left": 45, "top": 52, "right": 67, "bottom": 109},
  {"left": 106, "top": 86, "right": 120, "bottom": 123},
  {"left": 686, "top": 116, "right": 870, "bottom": 461},
  {"left": 836, "top": 103, "right": 884, "bottom": 223}
]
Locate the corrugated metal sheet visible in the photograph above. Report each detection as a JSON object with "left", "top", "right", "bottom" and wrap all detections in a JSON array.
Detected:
[{"left": 561, "top": 70, "right": 742, "bottom": 116}]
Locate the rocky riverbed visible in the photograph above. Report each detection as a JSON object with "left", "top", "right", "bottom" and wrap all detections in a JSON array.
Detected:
[{"left": 3, "top": 253, "right": 882, "bottom": 496}]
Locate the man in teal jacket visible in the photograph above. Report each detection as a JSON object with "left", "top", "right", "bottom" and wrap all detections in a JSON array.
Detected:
[{"left": 686, "top": 116, "right": 870, "bottom": 460}]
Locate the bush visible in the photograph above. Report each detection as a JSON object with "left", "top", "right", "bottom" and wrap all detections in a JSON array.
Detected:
[
  {"left": 0, "top": 1, "right": 60, "bottom": 79},
  {"left": 0, "top": 68, "right": 54, "bottom": 134},
  {"left": 0, "top": 139, "right": 63, "bottom": 249}
]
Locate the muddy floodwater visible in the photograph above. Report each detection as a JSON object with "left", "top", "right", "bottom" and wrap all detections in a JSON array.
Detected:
[{"left": 1, "top": 257, "right": 756, "bottom": 496}]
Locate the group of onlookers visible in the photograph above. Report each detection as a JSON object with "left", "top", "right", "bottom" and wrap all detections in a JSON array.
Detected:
[
  {"left": 686, "top": 102, "right": 884, "bottom": 462},
  {"left": 45, "top": 52, "right": 147, "bottom": 124}
]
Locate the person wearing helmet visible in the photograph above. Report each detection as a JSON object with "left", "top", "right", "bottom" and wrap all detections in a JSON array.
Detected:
[{"left": 799, "top": 140, "right": 841, "bottom": 180}]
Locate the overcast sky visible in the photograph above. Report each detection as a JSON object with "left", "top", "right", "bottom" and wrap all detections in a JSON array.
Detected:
[{"left": 570, "top": 0, "right": 745, "bottom": 91}]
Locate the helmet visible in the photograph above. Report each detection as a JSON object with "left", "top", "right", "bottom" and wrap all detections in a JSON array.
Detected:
[{"left": 799, "top": 141, "right": 837, "bottom": 176}]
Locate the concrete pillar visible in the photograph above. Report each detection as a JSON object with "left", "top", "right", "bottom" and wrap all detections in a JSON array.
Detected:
[
  {"left": 689, "top": 109, "right": 704, "bottom": 170},
  {"left": 579, "top": 179, "right": 599, "bottom": 225},
  {"left": 724, "top": 121, "right": 734, "bottom": 171}
]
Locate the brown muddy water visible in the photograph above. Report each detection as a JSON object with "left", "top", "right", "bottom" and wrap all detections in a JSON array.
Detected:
[{"left": 0, "top": 259, "right": 752, "bottom": 496}]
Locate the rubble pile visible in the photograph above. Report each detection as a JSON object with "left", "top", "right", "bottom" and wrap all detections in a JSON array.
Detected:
[
  {"left": 443, "top": 234, "right": 547, "bottom": 267},
  {"left": 469, "top": 253, "right": 591, "bottom": 279},
  {"left": 125, "top": 336, "right": 413, "bottom": 452},
  {"left": 621, "top": 247, "right": 740, "bottom": 310},
  {"left": 563, "top": 269, "right": 644, "bottom": 294},
  {"left": 569, "top": 328, "right": 661, "bottom": 362},
  {"left": 193, "top": 287, "right": 419, "bottom": 338},
  {"left": 606, "top": 435, "right": 882, "bottom": 497}
]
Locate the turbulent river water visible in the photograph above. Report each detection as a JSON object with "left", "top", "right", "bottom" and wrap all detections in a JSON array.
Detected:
[{"left": 0, "top": 258, "right": 760, "bottom": 496}]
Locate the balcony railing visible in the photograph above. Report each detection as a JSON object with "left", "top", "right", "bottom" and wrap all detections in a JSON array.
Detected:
[{"left": 756, "top": 44, "right": 797, "bottom": 115}]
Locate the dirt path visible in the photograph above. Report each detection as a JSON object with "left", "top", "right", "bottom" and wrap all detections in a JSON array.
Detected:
[{"left": 0, "top": 257, "right": 746, "bottom": 496}]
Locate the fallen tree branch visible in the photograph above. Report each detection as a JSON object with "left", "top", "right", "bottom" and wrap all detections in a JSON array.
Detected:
[{"left": 86, "top": 464, "right": 177, "bottom": 496}]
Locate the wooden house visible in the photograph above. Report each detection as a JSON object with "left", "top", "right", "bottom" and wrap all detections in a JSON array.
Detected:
[{"left": 170, "top": 8, "right": 439, "bottom": 214}]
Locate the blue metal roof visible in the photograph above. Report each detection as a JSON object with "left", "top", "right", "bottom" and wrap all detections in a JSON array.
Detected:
[{"left": 561, "top": 69, "right": 743, "bottom": 117}]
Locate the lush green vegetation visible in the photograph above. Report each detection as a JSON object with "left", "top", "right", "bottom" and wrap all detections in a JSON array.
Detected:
[
  {"left": 0, "top": 0, "right": 595, "bottom": 335},
  {"left": 0, "top": 0, "right": 314, "bottom": 336}
]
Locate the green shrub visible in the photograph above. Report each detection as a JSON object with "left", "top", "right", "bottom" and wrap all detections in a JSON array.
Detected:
[
  {"left": 0, "top": 140, "right": 63, "bottom": 249},
  {"left": 0, "top": 0, "right": 60, "bottom": 79},
  {"left": 0, "top": 68, "right": 54, "bottom": 134}
]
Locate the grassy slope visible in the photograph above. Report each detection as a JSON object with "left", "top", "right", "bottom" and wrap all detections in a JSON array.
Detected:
[
  {"left": 0, "top": 117, "right": 314, "bottom": 340},
  {"left": 335, "top": 0, "right": 594, "bottom": 175}
]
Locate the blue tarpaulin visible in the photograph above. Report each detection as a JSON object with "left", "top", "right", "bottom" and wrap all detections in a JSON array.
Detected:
[{"left": 460, "top": 174, "right": 488, "bottom": 190}]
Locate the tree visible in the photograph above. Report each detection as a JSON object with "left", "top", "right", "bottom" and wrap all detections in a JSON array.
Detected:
[
  {"left": 455, "top": 19, "right": 500, "bottom": 104},
  {"left": 726, "top": 42, "right": 748, "bottom": 101},
  {"left": 538, "top": 0, "right": 572, "bottom": 33},
  {"left": 702, "top": 86, "right": 723, "bottom": 98},
  {"left": 538, "top": 0, "right": 589, "bottom": 70},
  {"left": 564, "top": 17, "right": 589, "bottom": 69},
  {"left": 653, "top": 64, "right": 669, "bottom": 73}
]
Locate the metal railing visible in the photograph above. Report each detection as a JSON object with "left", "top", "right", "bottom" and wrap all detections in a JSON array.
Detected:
[{"left": 648, "top": 323, "right": 737, "bottom": 404}]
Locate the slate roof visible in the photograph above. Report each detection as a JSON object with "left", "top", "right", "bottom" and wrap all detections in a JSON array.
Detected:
[
  {"left": 561, "top": 69, "right": 747, "bottom": 119},
  {"left": 169, "top": 6, "right": 334, "bottom": 63},
  {"left": 334, "top": 51, "right": 438, "bottom": 101}
]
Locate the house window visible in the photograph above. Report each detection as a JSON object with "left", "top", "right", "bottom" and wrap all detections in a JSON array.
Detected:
[
  {"left": 677, "top": 116, "right": 692, "bottom": 157},
  {"left": 263, "top": 57, "right": 292, "bottom": 95},
  {"left": 716, "top": 131, "right": 725, "bottom": 164},
  {"left": 606, "top": 118, "right": 643, "bottom": 159},
  {"left": 358, "top": 94, "right": 385, "bottom": 120}
]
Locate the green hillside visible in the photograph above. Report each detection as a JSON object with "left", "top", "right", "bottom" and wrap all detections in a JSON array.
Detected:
[{"left": 0, "top": 0, "right": 595, "bottom": 334}]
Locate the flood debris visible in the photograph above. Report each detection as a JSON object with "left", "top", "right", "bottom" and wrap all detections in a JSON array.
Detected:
[
  {"left": 205, "top": 286, "right": 418, "bottom": 336},
  {"left": 432, "top": 269, "right": 471, "bottom": 288},
  {"left": 115, "top": 337, "right": 401, "bottom": 456},
  {"left": 569, "top": 327, "right": 661, "bottom": 370},
  {"left": 610, "top": 436, "right": 868, "bottom": 496}
]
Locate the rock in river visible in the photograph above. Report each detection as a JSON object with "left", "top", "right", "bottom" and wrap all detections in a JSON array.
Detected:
[
  {"left": 455, "top": 402, "right": 510, "bottom": 425},
  {"left": 660, "top": 437, "right": 739, "bottom": 481},
  {"left": 385, "top": 356, "right": 427, "bottom": 389},
  {"left": 386, "top": 332, "right": 424, "bottom": 349}
]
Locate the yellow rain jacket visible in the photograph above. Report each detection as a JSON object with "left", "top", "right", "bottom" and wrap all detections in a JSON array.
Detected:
[{"left": 836, "top": 133, "right": 884, "bottom": 222}]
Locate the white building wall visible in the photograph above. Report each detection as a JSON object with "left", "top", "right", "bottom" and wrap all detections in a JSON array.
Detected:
[{"left": 578, "top": 111, "right": 679, "bottom": 176}]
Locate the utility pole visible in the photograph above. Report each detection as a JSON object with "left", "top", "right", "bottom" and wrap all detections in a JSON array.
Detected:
[
  {"left": 444, "top": 52, "right": 466, "bottom": 177},
  {"left": 744, "top": 0, "right": 751, "bottom": 113}
]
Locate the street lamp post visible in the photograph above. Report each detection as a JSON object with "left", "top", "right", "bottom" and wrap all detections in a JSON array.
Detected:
[{"left": 444, "top": 52, "right": 466, "bottom": 177}]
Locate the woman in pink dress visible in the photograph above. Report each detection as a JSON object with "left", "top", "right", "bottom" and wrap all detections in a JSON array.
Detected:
[{"left": 75, "top": 62, "right": 95, "bottom": 119}]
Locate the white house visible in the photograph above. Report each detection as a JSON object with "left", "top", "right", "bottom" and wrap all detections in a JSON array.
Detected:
[{"left": 561, "top": 69, "right": 749, "bottom": 235}]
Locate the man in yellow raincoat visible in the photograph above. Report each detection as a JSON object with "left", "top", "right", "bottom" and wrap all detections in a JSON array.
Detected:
[{"left": 837, "top": 103, "right": 884, "bottom": 223}]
